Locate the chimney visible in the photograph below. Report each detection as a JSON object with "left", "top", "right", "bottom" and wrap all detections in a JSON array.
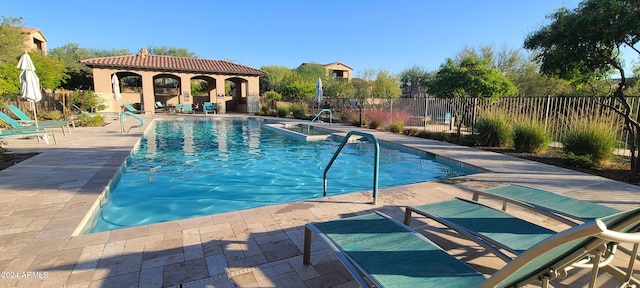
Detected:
[{"left": 139, "top": 48, "right": 148, "bottom": 58}]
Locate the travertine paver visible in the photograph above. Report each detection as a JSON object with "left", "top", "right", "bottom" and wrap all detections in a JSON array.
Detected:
[{"left": 0, "top": 114, "right": 638, "bottom": 287}]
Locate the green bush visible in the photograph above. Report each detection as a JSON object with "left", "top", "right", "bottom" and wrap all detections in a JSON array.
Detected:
[
  {"left": 39, "top": 110, "right": 63, "bottom": 120},
  {"left": 561, "top": 118, "right": 616, "bottom": 163},
  {"left": 290, "top": 103, "right": 306, "bottom": 119},
  {"left": 74, "top": 114, "right": 105, "bottom": 127},
  {"left": 563, "top": 152, "right": 597, "bottom": 168},
  {"left": 474, "top": 113, "right": 512, "bottom": 147},
  {"left": 277, "top": 106, "right": 290, "bottom": 117},
  {"left": 68, "top": 90, "right": 106, "bottom": 112},
  {"left": 513, "top": 122, "right": 550, "bottom": 153},
  {"left": 387, "top": 120, "right": 405, "bottom": 133}
]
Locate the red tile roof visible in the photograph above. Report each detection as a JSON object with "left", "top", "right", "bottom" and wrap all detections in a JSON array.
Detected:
[{"left": 80, "top": 54, "right": 265, "bottom": 76}]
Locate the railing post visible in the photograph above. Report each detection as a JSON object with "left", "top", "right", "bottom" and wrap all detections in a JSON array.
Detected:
[{"left": 308, "top": 109, "right": 332, "bottom": 134}]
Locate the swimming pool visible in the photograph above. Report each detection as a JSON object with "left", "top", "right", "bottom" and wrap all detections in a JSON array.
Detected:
[{"left": 88, "top": 118, "right": 477, "bottom": 233}]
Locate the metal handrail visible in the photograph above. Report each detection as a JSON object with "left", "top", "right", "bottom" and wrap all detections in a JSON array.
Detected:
[
  {"left": 323, "top": 131, "right": 380, "bottom": 204},
  {"left": 308, "top": 109, "right": 332, "bottom": 134},
  {"left": 120, "top": 111, "right": 144, "bottom": 134}
]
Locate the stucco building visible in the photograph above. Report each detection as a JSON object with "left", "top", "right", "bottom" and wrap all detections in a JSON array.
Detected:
[
  {"left": 21, "top": 27, "right": 47, "bottom": 55},
  {"left": 80, "top": 49, "right": 265, "bottom": 114}
]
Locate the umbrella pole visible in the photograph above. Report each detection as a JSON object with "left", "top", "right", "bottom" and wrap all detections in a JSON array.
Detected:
[{"left": 32, "top": 100, "right": 39, "bottom": 128}]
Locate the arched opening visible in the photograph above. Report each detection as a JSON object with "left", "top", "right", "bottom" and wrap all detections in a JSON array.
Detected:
[
  {"left": 191, "top": 76, "right": 216, "bottom": 112},
  {"left": 225, "top": 77, "right": 249, "bottom": 112},
  {"left": 153, "top": 74, "right": 181, "bottom": 107},
  {"left": 118, "top": 72, "right": 143, "bottom": 110}
]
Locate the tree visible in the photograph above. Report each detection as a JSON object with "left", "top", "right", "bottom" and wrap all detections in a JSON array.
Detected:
[
  {"left": 49, "top": 42, "right": 130, "bottom": 90},
  {"left": 398, "top": 65, "right": 433, "bottom": 96},
  {"left": 323, "top": 76, "right": 354, "bottom": 99},
  {"left": 296, "top": 63, "right": 326, "bottom": 82},
  {"left": 371, "top": 69, "right": 402, "bottom": 100},
  {"left": 147, "top": 45, "right": 197, "bottom": 57},
  {"left": 0, "top": 16, "right": 26, "bottom": 65},
  {"left": 28, "top": 51, "right": 67, "bottom": 91},
  {"left": 523, "top": 0, "right": 640, "bottom": 178},
  {"left": 260, "top": 65, "right": 291, "bottom": 93},
  {"left": 428, "top": 56, "right": 518, "bottom": 141}
]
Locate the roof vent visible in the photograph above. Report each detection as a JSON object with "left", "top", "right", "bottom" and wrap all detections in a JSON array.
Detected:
[{"left": 139, "top": 48, "right": 148, "bottom": 58}]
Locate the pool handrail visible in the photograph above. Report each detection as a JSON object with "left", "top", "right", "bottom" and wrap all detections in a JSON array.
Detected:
[
  {"left": 323, "top": 131, "right": 380, "bottom": 204},
  {"left": 308, "top": 109, "right": 332, "bottom": 134},
  {"left": 120, "top": 111, "right": 144, "bottom": 134}
]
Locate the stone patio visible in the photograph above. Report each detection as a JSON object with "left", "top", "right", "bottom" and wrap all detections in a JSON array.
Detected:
[{"left": 0, "top": 114, "right": 638, "bottom": 287}]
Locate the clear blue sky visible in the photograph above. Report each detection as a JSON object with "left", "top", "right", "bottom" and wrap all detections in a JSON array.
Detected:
[{"left": 3, "top": 0, "right": 589, "bottom": 76}]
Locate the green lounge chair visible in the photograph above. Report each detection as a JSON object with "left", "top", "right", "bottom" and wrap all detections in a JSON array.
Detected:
[
  {"left": 6, "top": 105, "right": 74, "bottom": 134},
  {"left": 155, "top": 101, "right": 167, "bottom": 113},
  {"left": 203, "top": 102, "right": 217, "bottom": 115},
  {"left": 471, "top": 184, "right": 621, "bottom": 225},
  {"left": 0, "top": 111, "right": 69, "bottom": 135},
  {"left": 175, "top": 103, "right": 194, "bottom": 114},
  {"left": 122, "top": 103, "right": 143, "bottom": 114},
  {"left": 0, "top": 130, "right": 56, "bottom": 145},
  {"left": 404, "top": 197, "right": 557, "bottom": 261},
  {"left": 304, "top": 207, "right": 640, "bottom": 287}
]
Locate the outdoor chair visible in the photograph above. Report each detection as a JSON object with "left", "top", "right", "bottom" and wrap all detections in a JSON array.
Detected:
[
  {"left": 176, "top": 103, "right": 194, "bottom": 114},
  {"left": 155, "top": 101, "right": 167, "bottom": 113},
  {"left": 0, "top": 111, "right": 70, "bottom": 135},
  {"left": 471, "top": 183, "right": 622, "bottom": 226},
  {"left": 7, "top": 104, "right": 75, "bottom": 131},
  {"left": 71, "top": 104, "right": 96, "bottom": 116},
  {"left": 404, "top": 197, "right": 557, "bottom": 261},
  {"left": 304, "top": 206, "right": 640, "bottom": 288},
  {"left": 0, "top": 130, "right": 56, "bottom": 145},
  {"left": 122, "top": 103, "right": 143, "bottom": 114},
  {"left": 203, "top": 102, "right": 217, "bottom": 115}
]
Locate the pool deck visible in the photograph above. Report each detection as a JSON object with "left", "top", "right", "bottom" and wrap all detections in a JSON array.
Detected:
[{"left": 0, "top": 114, "right": 638, "bottom": 287}]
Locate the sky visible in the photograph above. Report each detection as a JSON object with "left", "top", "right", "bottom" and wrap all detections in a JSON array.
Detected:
[{"left": 2, "top": 0, "right": 595, "bottom": 76}]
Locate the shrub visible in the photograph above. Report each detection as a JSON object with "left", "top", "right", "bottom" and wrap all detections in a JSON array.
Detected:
[
  {"left": 474, "top": 113, "right": 512, "bottom": 147},
  {"left": 513, "top": 122, "right": 550, "bottom": 153},
  {"left": 276, "top": 106, "right": 290, "bottom": 117},
  {"left": 341, "top": 108, "right": 364, "bottom": 126},
  {"left": 367, "top": 110, "right": 388, "bottom": 130},
  {"left": 74, "top": 114, "right": 105, "bottom": 127},
  {"left": 290, "top": 103, "right": 307, "bottom": 119},
  {"left": 68, "top": 90, "right": 106, "bottom": 112},
  {"left": 39, "top": 110, "right": 63, "bottom": 120},
  {"left": 386, "top": 111, "right": 410, "bottom": 133},
  {"left": 563, "top": 152, "right": 597, "bottom": 168},
  {"left": 561, "top": 116, "right": 616, "bottom": 164}
]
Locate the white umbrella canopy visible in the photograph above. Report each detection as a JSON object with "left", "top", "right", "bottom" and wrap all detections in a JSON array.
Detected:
[
  {"left": 112, "top": 74, "right": 121, "bottom": 109},
  {"left": 314, "top": 78, "right": 323, "bottom": 103},
  {"left": 17, "top": 52, "right": 42, "bottom": 127}
]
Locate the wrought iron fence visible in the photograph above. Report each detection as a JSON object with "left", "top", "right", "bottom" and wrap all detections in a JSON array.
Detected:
[{"left": 317, "top": 95, "right": 640, "bottom": 156}]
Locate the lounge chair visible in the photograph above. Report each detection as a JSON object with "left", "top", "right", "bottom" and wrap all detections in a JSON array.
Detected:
[
  {"left": 0, "top": 130, "right": 56, "bottom": 145},
  {"left": 304, "top": 206, "right": 640, "bottom": 287},
  {"left": 176, "top": 103, "right": 194, "bottom": 114},
  {"left": 404, "top": 197, "right": 557, "bottom": 261},
  {"left": 0, "top": 111, "right": 69, "bottom": 136},
  {"left": 203, "top": 102, "right": 217, "bottom": 115},
  {"left": 122, "top": 103, "right": 143, "bottom": 114},
  {"left": 71, "top": 104, "right": 96, "bottom": 116},
  {"left": 6, "top": 105, "right": 75, "bottom": 133},
  {"left": 155, "top": 101, "right": 167, "bottom": 113},
  {"left": 471, "top": 183, "right": 621, "bottom": 225}
]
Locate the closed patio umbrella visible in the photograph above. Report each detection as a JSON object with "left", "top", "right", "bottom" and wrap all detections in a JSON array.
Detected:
[
  {"left": 17, "top": 52, "right": 42, "bottom": 128},
  {"left": 112, "top": 74, "right": 121, "bottom": 111},
  {"left": 314, "top": 78, "right": 323, "bottom": 112}
]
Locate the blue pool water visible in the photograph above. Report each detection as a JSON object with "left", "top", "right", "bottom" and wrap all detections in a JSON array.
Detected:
[{"left": 89, "top": 118, "right": 477, "bottom": 232}]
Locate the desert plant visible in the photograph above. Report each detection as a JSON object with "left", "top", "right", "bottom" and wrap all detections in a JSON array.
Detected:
[
  {"left": 474, "top": 112, "right": 512, "bottom": 147},
  {"left": 367, "top": 110, "right": 388, "bottom": 130},
  {"left": 74, "top": 113, "right": 105, "bottom": 127},
  {"left": 38, "top": 110, "right": 64, "bottom": 120},
  {"left": 277, "top": 106, "right": 290, "bottom": 117},
  {"left": 386, "top": 110, "right": 410, "bottom": 133},
  {"left": 513, "top": 122, "right": 551, "bottom": 153},
  {"left": 290, "top": 103, "right": 307, "bottom": 119},
  {"left": 563, "top": 152, "right": 597, "bottom": 168},
  {"left": 561, "top": 115, "right": 616, "bottom": 164}
]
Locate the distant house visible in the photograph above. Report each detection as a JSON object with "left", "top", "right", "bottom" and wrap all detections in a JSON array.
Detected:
[
  {"left": 300, "top": 62, "right": 353, "bottom": 82},
  {"left": 21, "top": 27, "right": 47, "bottom": 56},
  {"left": 323, "top": 62, "right": 353, "bottom": 82}
]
